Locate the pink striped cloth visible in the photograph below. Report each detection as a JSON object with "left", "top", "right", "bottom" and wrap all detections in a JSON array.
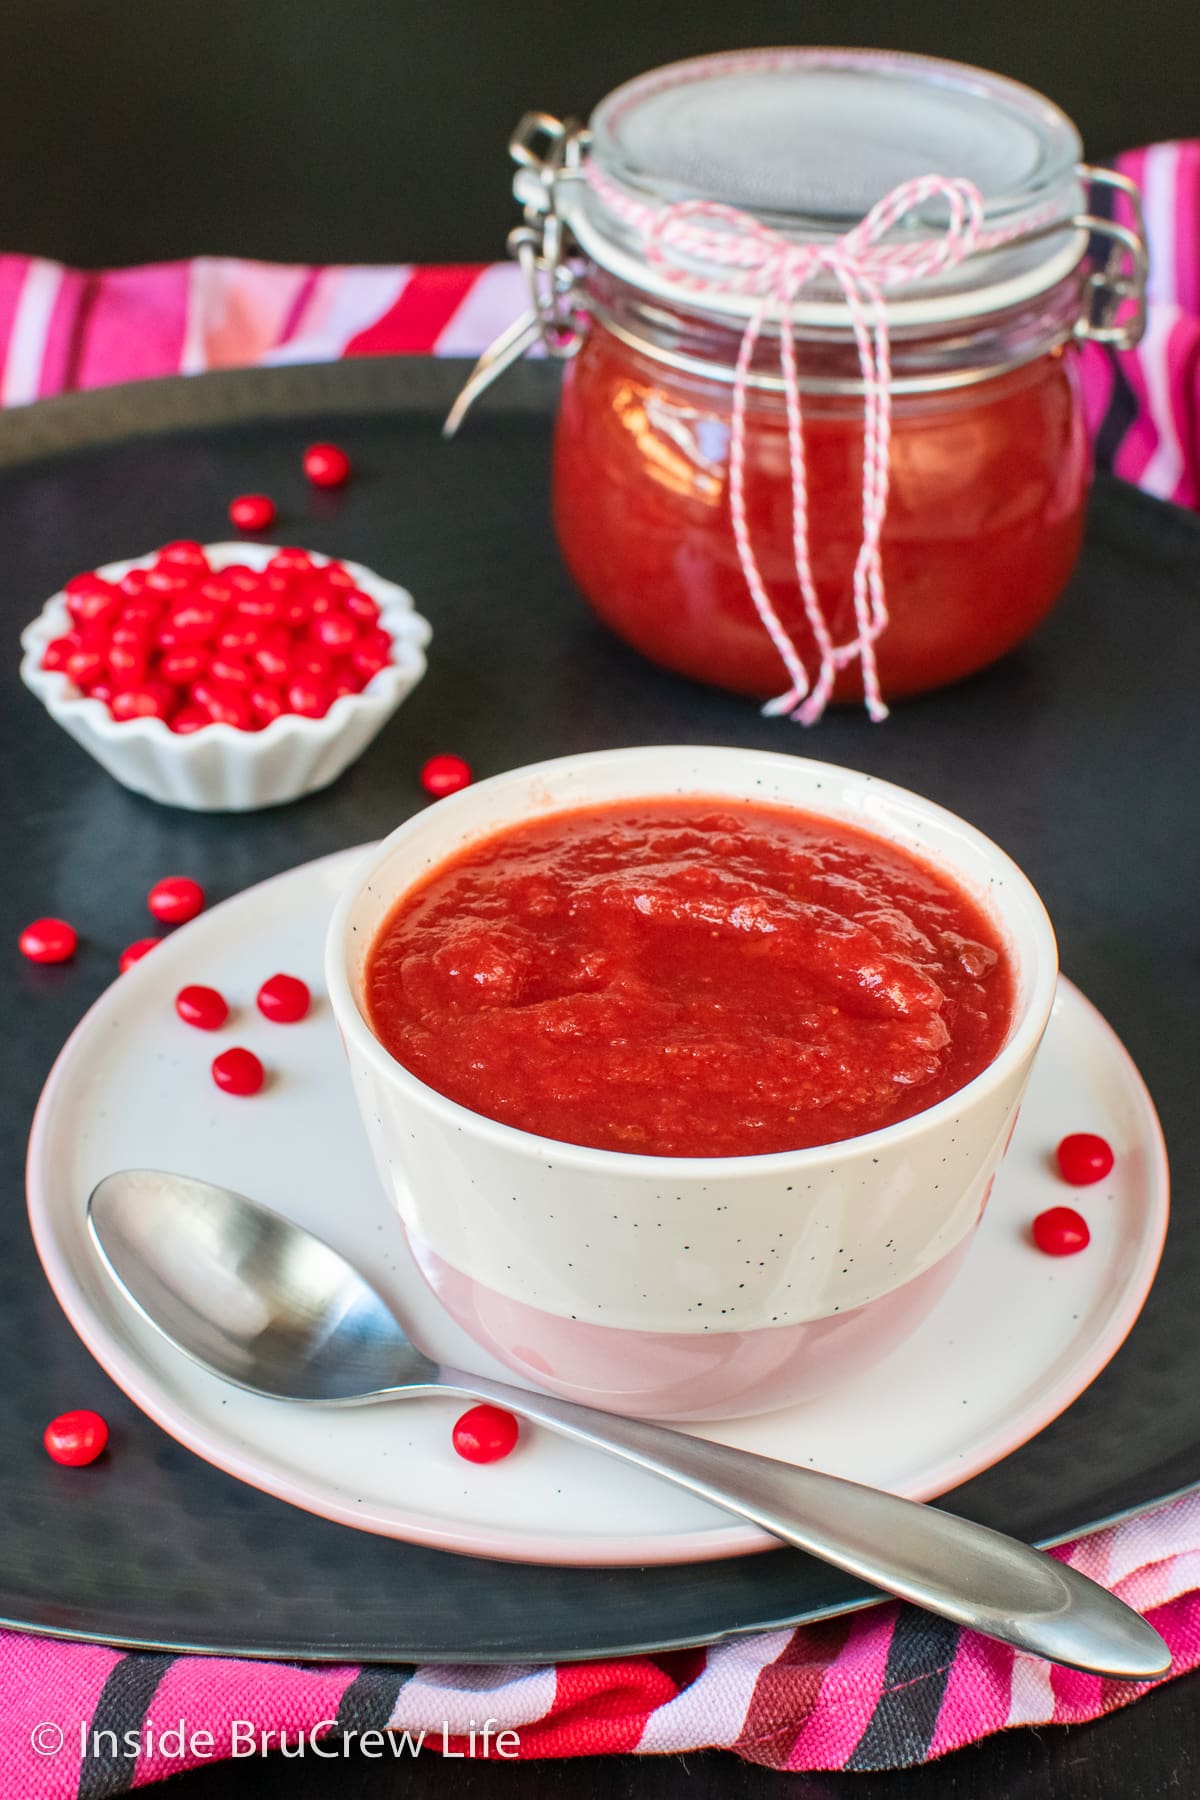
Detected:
[
  {"left": 2, "top": 143, "right": 1199, "bottom": 508},
  {"left": 2, "top": 1492, "right": 1198, "bottom": 1793},
  {"left": 1081, "top": 142, "right": 1200, "bottom": 508},
  {"left": 3, "top": 142, "right": 1199, "bottom": 1793}
]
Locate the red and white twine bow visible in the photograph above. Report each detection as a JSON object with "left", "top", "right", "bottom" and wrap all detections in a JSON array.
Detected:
[{"left": 642, "top": 176, "right": 986, "bottom": 724}]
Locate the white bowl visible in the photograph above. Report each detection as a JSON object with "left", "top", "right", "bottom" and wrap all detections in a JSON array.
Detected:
[
  {"left": 326, "top": 746, "right": 1059, "bottom": 1420},
  {"left": 19, "top": 543, "right": 431, "bottom": 812}
]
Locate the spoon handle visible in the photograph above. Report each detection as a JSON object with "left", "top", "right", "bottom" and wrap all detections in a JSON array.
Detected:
[{"left": 436, "top": 1367, "right": 1168, "bottom": 1681}]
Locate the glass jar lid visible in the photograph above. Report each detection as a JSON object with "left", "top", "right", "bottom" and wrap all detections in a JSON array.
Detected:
[{"left": 562, "top": 48, "right": 1090, "bottom": 327}]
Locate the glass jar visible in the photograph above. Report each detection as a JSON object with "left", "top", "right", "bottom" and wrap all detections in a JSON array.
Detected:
[
  {"left": 555, "top": 269, "right": 1091, "bottom": 702},
  {"left": 460, "top": 50, "right": 1146, "bottom": 716}
]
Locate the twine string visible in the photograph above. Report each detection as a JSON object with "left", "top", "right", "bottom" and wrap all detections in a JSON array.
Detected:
[{"left": 641, "top": 176, "right": 986, "bottom": 723}]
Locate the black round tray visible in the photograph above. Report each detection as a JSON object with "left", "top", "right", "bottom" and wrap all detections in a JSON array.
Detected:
[{"left": 1, "top": 359, "right": 1197, "bottom": 1663}]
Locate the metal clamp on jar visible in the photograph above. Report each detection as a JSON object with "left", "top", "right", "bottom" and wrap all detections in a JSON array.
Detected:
[{"left": 449, "top": 49, "right": 1148, "bottom": 718}]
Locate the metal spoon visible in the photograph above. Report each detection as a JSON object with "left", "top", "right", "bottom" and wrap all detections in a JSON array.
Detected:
[{"left": 87, "top": 1170, "right": 1169, "bottom": 1680}]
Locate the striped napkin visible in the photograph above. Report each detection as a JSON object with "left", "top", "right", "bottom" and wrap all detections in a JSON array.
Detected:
[{"left": 2, "top": 1492, "right": 1197, "bottom": 1794}]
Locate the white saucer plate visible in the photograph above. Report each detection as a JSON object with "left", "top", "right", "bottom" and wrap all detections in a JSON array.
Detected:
[{"left": 27, "top": 848, "right": 1169, "bottom": 1567}]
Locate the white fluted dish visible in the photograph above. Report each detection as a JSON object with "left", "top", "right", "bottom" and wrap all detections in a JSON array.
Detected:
[{"left": 19, "top": 542, "right": 431, "bottom": 811}]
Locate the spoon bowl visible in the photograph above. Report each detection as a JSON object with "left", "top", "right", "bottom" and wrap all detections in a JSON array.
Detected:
[{"left": 89, "top": 1169, "right": 439, "bottom": 1402}]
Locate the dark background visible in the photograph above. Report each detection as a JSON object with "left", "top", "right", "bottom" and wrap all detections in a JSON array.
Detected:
[{"left": 3, "top": 0, "right": 1198, "bottom": 268}]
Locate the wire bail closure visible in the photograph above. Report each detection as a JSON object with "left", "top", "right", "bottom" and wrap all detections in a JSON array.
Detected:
[
  {"left": 1074, "top": 166, "right": 1149, "bottom": 348},
  {"left": 442, "top": 115, "right": 589, "bottom": 437},
  {"left": 509, "top": 112, "right": 590, "bottom": 353}
]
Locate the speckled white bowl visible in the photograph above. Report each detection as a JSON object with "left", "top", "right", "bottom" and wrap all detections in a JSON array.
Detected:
[
  {"left": 327, "top": 746, "right": 1060, "bottom": 1420},
  {"left": 19, "top": 543, "right": 430, "bottom": 811}
]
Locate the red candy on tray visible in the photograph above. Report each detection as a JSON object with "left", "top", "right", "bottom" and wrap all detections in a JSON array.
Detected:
[
  {"left": 19, "top": 917, "right": 78, "bottom": 964},
  {"left": 40, "top": 545, "right": 393, "bottom": 734},
  {"left": 420, "top": 753, "right": 472, "bottom": 798},
  {"left": 119, "top": 937, "right": 159, "bottom": 972},
  {"left": 303, "top": 443, "right": 352, "bottom": 488},
  {"left": 148, "top": 875, "right": 205, "bottom": 924},
  {"left": 229, "top": 494, "right": 277, "bottom": 532},
  {"left": 44, "top": 1409, "right": 109, "bottom": 1467}
]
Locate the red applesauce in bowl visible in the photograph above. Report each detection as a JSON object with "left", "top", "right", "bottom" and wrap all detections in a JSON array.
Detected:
[{"left": 365, "top": 799, "right": 1014, "bottom": 1158}]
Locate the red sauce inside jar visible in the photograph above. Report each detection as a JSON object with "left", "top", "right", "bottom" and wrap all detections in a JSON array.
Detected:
[
  {"left": 366, "top": 799, "right": 1014, "bottom": 1157},
  {"left": 552, "top": 327, "right": 1090, "bottom": 702}
]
